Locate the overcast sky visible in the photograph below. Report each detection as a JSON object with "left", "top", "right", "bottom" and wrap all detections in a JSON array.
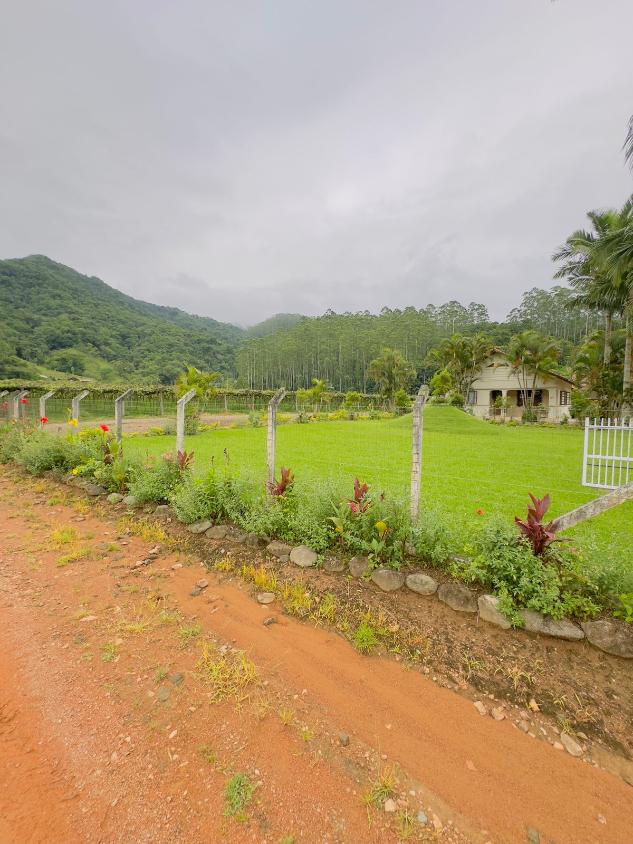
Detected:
[{"left": 1, "top": 1, "right": 632, "bottom": 326}]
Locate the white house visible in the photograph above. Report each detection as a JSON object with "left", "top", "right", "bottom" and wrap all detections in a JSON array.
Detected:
[{"left": 465, "top": 351, "right": 573, "bottom": 422}]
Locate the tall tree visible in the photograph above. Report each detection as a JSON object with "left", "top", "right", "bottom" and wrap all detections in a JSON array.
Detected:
[
  {"left": 429, "top": 333, "right": 494, "bottom": 398},
  {"left": 366, "top": 348, "right": 415, "bottom": 408}
]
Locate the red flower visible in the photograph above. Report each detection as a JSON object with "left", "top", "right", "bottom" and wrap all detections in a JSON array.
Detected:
[
  {"left": 475, "top": 507, "right": 485, "bottom": 516},
  {"left": 20, "top": 398, "right": 28, "bottom": 404},
  {"left": 99, "top": 424, "right": 109, "bottom": 432},
  {"left": 40, "top": 416, "right": 49, "bottom": 424}
]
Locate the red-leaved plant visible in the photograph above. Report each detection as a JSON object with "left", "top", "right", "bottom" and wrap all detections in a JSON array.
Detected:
[
  {"left": 268, "top": 466, "right": 294, "bottom": 497},
  {"left": 348, "top": 478, "right": 370, "bottom": 514},
  {"left": 514, "top": 493, "right": 559, "bottom": 556},
  {"left": 176, "top": 450, "right": 195, "bottom": 472}
]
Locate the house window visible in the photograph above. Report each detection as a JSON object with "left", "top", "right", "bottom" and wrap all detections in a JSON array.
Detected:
[
  {"left": 467, "top": 390, "right": 477, "bottom": 405},
  {"left": 560, "top": 390, "right": 569, "bottom": 406}
]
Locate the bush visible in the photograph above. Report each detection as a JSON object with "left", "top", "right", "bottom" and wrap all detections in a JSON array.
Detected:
[
  {"left": 454, "top": 518, "right": 600, "bottom": 623},
  {"left": 0, "top": 424, "right": 30, "bottom": 463},
  {"left": 128, "top": 454, "right": 185, "bottom": 503},
  {"left": 449, "top": 392, "right": 465, "bottom": 407},
  {"left": 411, "top": 509, "right": 463, "bottom": 567}
]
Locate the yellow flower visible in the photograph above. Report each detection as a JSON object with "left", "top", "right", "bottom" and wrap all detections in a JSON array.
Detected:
[
  {"left": 71, "top": 467, "right": 79, "bottom": 475},
  {"left": 67, "top": 417, "right": 79, "bottom": 427},
  {"left": 374, "top": 520, "right": 388, "bottom": 539},
  {"left": 335, "top": 525, "right": 344, "bottom": 534}
]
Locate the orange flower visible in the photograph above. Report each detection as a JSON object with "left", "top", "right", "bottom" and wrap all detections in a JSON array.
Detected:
[{"left": 475, "top": 507, "right": 485, "bottom": 516}]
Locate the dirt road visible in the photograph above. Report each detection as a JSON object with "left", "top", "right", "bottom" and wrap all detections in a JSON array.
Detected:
[{"left": 0, "top": 469, "right": 631, "bottom": 843}]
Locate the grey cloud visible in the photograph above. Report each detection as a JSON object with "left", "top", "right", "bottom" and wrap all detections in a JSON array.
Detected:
[{"left": 1, "top": 0, "right": 632, "bottom": 325}]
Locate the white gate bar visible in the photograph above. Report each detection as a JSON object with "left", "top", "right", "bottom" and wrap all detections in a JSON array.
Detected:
[{"left": 582, "top": 417, "right": 633, "bottom": 490}]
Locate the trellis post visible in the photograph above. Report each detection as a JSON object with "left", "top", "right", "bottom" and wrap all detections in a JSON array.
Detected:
[
  {"left": 13, "top": 390, "right": 29, "bottom": 420},
  {"left": 176, "top": 389, "right": 196, "bottom": 455},
  {"left": 71, "top": 389, "right": 89, "bottom": 422},
  {"left": 114, "top": 389, "right": 133, "bottom": 444},
  {"left": 267, "top": 388, "right": 286, "bottom": 487},
  {"left": 39, "top": 391, "right": 56, "bottom": 423},
  {"left": 410, "top": 385, "right": 429, "bottom": 521}
]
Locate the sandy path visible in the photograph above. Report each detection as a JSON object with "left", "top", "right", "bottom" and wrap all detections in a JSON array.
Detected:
[{"left": 0, "top": 468, "right": 631, "bottom": 843}]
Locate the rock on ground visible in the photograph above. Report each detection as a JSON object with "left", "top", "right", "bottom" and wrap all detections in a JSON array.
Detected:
[
  {"left": 243, "top": 533, "right": 268, "bottom": 548},
  {"left": 266, "top": 540, "right": 293, "bottom": 560},
  {"left": 154, "top": 504, "right": 171, "bottom": 517},
  {"left": 323, "top": 557, "right": 346, "bottom": 573},
  {"left": 257, "top": 592, "right": 276, "bottom": 605},
  {"left": 519, "top": 610, "right": 584, "bottom": 641},
  {"left": 581, "top": 619, "right": 633, "bottom": 658},
  {"left": 84, "top": 483, "right": 106, "bottom": 496},
  {"left": 290, "top": 545, "right": 318, "bottom": 567},
  {"left": 187, "top": 519, "right": 213, "bottom": 534},
  {"left": 122, "top": 495, "right": 138, "bottom": 507},
  {"left": 438, "top": 582, "right": 478, "bottom": 613},
  {"left": 106, "top": 492, "right": 123, "bottom": 504},
  {"left": 478, "top": 594, "right": 512, "bottom": 630},
  {"left": 371, "top": 569, "right": 404, "bottom": 592},
  {"left": 405, "top": 573, "right": 438, "bottom": 595},
  {"left": 348, "top": 556, "right": 371, "bottom": 578},
  {"left": 206, "top": 525, "right": 229, "bottom": 540},
  {"left": 560, "top": 732, "right": 583, "bottom": 757}
]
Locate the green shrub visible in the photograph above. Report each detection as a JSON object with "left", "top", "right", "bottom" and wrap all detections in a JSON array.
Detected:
[
  {"left": 0, "top": 424, "right": 31, "bottom": 463},
  {"left": 128, "top": 454, "right": 185, "bottom": 503},
  {"left": 411, "top": 508, "right": 463, "bottom": 567},
  {"left": 455, "top": 518, "right": 600, "bottom": 623},
  {"left": 14, "top": 430, "right": 91, "bottom": 475},
  {"left": 170, "top": 473, "right": 217, "bottom": 523}
]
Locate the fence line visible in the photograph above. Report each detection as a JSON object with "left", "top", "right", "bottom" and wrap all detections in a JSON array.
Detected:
[{"left": 582, "top": 417, "right": 633, "bottom": 490}]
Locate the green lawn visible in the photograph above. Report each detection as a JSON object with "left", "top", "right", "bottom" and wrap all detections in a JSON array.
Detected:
[{"left": 124, "top": 406, "right": 632, "bottom": 556}]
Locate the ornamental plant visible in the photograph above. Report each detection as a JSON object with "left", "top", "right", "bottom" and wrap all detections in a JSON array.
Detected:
[
  {"left": 514, "top": 493, "right": 560, "bottom": 556},
  {"left": 268, "top": 466, "right": 294, "bottom": 497},
  {"left": 348, "top": 478, "right": 370, "bottom": 514}
]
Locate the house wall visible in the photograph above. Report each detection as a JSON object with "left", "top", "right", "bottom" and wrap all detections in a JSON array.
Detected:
[{"left": 467, "top": 356, "right": 572, "bottom": 422}]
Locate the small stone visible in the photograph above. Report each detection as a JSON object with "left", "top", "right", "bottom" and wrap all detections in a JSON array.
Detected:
[
  {"left": 147, "top": 546, "right": 160, "bottom": 558},
  {"left": 491, "top": 706, "right": 505, "bottom": 721},
  {"left": 417, "top": 810, "right": 428, "bottom": 825},
  {"left": 257, "top": 592, "right": 275, "bottom": 605},
  {"left": 196, "top": 579, "right": 209, "bottom": 589},
  {"left": 581, "top": 619, "right": 633, "bottom": 658},
  {"left": 323, "top": 558, "right": 346, "bottom": 573},
  {"left": 84, "top": 483, "right": 106, "bottom": 496},
  {"left": 519, "top": 610, "right": 584, "bottom": 641},
  {"left": 157, "top": 686, "right": 170, "bottom": 702},
  {"left": 263, "top": 616, "right": 276, "bottom": 626},
  {"left": 478, "top": 594, "right": 511, "bottom": 629},
  {"left": 560, "top": 732, "right": 582, "bottom": 757},
  {"left": 371, "top": 569, "right": 404, "bottom": 592},
  {"left": 553, "top": 741, "right": 564, "bottom": 750},
  {"left": 190, "top": 586, "right": 202, "bottom": 597},
  {"left": 80, "top": 615, "right": 98, "bottom": 623},
  {"left": 290, "top": 545, "right": 318, "bottom": 568},
  {"left": 526, "top": 827, "right": 540, "bottom": 844},
  {"left": 383, "top": 798, "right": 397, "bottom": 813},
  {"left": 338, "top": 732, "right": 350, "bottom": 747},
  {"left": 154, "top": 504, "right": 171, "bottom": 517},
  {"left": 244, "top": 533, "right": 268, "bottom": 548},
  {"left": 267, "top": 540, "right": 293, "bottom": 559},
  {"left": 518, "top": 721, "right": 529, "bottom": 733},
  {"left": 122, "top": 495, "right": 138, "bottom": 507},
  {"left": 474, "top": 700, "right": 488, "bottom": 716},
  {"left": 187, "top": 520, "right": 213, "bottom": 534},
  {"left": 171, "top": 563, "right": 183, "bottom": 570},
  {"left": 206, "top": 525, "right": 229, "bottom": 540},
  {"left": 438, "top": 582, "right": 478, "bottom": 613},
  {"left": 405, "top": 573, "right": 438, "bottom": 595},
  {"left": 597, "top": 814, "right": 606, "bottom": 825},
  {"left": 348, "top": 556, "right": 371, "bottom": 578},
  {"left": 170, "top": 673, "right": 184, "bottom": 686},
  {"left": 107, "top": 492, "right": 123, "bottom": 504}
]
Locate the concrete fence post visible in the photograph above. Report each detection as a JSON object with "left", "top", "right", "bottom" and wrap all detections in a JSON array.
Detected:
[
  {"left": 39, "top": 391, "right": 56, "bottom": 423},
  {"left": 71, "top": 389, "right": 89, "bottom": 422},
  {"left": 114, "top": 389, "right": 133, "bottom": 444},
  {"left": 176, "top": 389, "right": 197, "bottom": 455},
  {"left": 13, "top": 390, "right": 29, "bottom": 420},
  {"left": 267, "top": 389, "right": 287, "bottom": 487},
  {"left": 410, "top": 385, "right": 429, "bottom": 521}
]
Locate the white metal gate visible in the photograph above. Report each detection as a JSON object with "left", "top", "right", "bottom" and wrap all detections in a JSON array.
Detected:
[{"left": 582, "top": 417, "right": 633, "bottom": 490}]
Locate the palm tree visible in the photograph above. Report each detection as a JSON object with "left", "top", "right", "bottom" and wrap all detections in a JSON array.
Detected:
[
  {"left": 507, "top": 331, "right": 560, "bottom": 420},
  {"left": 367, "top": 348, "right": 415, "bottom": 409},
  {"left": 429, "top": 333, "right": 493, "bottom": 399},
  {"left": 175, "top": 366, "right": 221, "bottom": 399},
  {"left": 625, "top": 115, "right": 633, "bottom": 171}
]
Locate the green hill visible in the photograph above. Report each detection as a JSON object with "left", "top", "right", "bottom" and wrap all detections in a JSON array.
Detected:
[
  {"left": 0, "top": 255, "right": 244, "bottom": 382},
  {"left": 245, "top": 313, "right": 305, "bottom": 338}
]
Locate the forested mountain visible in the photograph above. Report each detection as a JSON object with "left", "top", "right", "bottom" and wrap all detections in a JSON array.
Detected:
[
  {"left": 0, "top": 254, "right": 602, "bottom": 391},
  {"left": 0, "top": 256, "right": 243, "bottom": 382}
]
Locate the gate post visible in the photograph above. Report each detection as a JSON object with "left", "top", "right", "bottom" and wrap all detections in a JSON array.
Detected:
[
  {"left": 176, "top": 389, "right": 197, "bottom": 455},
  {"left": 267, "top": 389, "right": 286, "bottom": 487},
  {"left": 13, "top": 390, "right": 29, "bottom": 420},
  {"left": 410, "top": 385, "right": 429, "bottom": 521},
  {"left": 114, "top": 389, "right": 133, "bottom": 444}
]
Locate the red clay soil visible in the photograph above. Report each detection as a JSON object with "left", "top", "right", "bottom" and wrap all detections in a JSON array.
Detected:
[{"left": 0, "top": 469, "right": 632, "bottom": 844}]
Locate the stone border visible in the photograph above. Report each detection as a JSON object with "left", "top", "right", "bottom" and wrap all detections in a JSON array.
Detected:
[{"left": 67, "top": 477, "right": 633, "bottom": 661}]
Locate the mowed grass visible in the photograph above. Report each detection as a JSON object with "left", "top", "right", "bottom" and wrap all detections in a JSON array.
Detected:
[{"left": 124, "top": 406, "right": 632, "bottom": 555}]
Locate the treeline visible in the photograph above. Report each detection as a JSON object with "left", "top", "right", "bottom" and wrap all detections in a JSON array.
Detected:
[{"left": 236, "top": 289, "right": 600, "bottom": 391}]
